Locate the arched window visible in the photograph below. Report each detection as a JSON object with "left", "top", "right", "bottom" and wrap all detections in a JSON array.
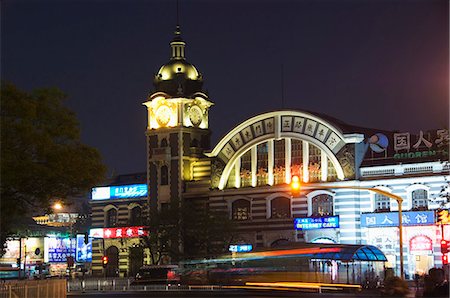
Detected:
[
  {"left": 161, "top": 165, "right": 168, "bottom": 185},
  {"left": 106, "top": 208, "right": 118, "bottom": 227},
  {"left": 311, "top": 194, "right": 333, "bottom": 216},
  {"left": 412, "top": 189, "right": 428, "bottom": 210},
  {"left": 375, "top": 194, "right": 390, "bottom": 212},
  {"left": 129, "top": 206, "right": 142, "bottom": 226},
  {"left": 232, "top": 199, "right": 250, "bottom": 220},
  {"left": 270, "top": 197, "right": 291, "bottom": 219},
  {"left": 160, "top": 138, "right": 168, "bottom": 147}
]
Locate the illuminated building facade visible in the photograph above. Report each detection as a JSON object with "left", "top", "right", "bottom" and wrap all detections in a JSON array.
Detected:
[
  {"left": 89, "top": 172, "right": 149, "bottom": 277},
  {"left": 145, "top": 26, "right": 450, "bottom": 279}
]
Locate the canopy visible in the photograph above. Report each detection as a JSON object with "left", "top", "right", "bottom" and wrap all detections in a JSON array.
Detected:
[{"left": 257, "top": 242, "right": 388, "bottom": 262}]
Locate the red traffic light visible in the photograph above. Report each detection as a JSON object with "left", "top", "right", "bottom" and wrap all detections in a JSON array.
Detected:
[
  {"left": 442, "top": 254, "right": 448, "bottom": 265},
  {"left": 291, "top": 175, "right": 301, "bottom": 196},
  {"left": 441, "top": 240, "right": 449, "bottom": 254}
]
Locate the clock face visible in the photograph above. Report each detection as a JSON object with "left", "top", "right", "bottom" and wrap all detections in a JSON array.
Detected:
[
  {"left": 189, "top": 105, "right": 203, "bottom": 127},
  {"left": 155, "top": 105, "right": 172, "bottom": 127}
]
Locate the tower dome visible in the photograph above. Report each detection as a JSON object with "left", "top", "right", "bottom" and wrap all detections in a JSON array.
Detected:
[{"left": 153, "top": 26, "right": 204, "bottom": 98}]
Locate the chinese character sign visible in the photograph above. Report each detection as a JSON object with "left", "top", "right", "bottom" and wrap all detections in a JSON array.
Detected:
[
  {"left": 361, "top": 211, "right": 434, "bottom": 228},
  {"left": 89, "top": 226, "right": 148, "bottom": 239},
  {"left": 294, "top": 216, "right": 340, "bottom": 230},
  {"left": 92, "top": 184, "right": 148, "bottom": 200},
  {"left": 410, "top": 235, "right": 432, "bottom": 251},
  {"left": 45, "top": 237, "right": 76, "bottom": 263}
]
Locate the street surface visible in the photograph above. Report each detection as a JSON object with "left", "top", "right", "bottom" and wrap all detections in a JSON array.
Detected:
[{"left": 67, "top": 289, "right": 394, "bottom": 298}]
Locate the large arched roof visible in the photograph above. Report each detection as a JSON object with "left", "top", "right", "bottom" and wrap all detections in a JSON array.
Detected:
[{"left": 206, "top": 110, "right": 364, "bottom": 189}]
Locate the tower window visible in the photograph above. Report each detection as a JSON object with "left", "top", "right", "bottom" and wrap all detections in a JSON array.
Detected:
[
  {"left": 161, "top": 138, "right": 168, "bottom": 147},
  {"left": 161, "top": 165, "right": 169, "bottom": 185}
]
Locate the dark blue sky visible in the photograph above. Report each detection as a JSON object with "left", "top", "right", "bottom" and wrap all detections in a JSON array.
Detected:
[{"left": 3, "top": 0, "right": 448, "bottom": 175}]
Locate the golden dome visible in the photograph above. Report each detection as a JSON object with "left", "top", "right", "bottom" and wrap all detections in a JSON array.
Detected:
[{"left": 156, "top": 60, "right": 201, "bottom": 81}]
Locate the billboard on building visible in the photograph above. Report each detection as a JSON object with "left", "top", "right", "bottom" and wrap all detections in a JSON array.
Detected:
[
  {"left": 89, "top": 226, "right": 148, "bottom": 239},
  {"left": 76, "top": 235, "right": 92, "bottom": 262},
  {"left": 294, "top": 216, "right": 340, "bottom": 230},
  {"left": 361, "top": 211, "right": 435, "bottom": 228},
  {"left": 44, "top": 237, "right": 76, "bottom": 263},
  {"left": 91, "top": 184, "right": 147, "bottom": 200}
]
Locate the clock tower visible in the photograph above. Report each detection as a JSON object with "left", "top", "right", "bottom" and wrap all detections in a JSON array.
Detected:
[{"left": 143, "top": 26, "right": 213, "bottom": 213}]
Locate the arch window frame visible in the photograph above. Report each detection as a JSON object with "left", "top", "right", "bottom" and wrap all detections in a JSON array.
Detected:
[
  {"left": 406, "top": 184, "right": 430, "bottom": 211},
  {"left": 128, "top": 204, "right": 142, "bottom": 226},
  {"left": 269, "top": 196, "right": 291, "bottom": 219},
  {"left": 160, "top": 165, "right": 169, "bottom": 185},
  {"left": 306, "top": 190, "right": 334, "bottom": 217},
  {"left": 104, "top": 205, "right": 119, "bottom": 227},
  {"left": 231, "top": 199, "right": 251, "bottom": 221}
]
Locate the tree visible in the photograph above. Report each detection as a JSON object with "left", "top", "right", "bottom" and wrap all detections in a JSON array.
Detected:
[
  {"left": 140, "top": 200, "right": 236, "bottom": 264},
  {"left": 0, "top": 82, "right": 107, "bottom": 253},
  {"left": 182, "top": 200, "right": 236, "bottom": 258}
]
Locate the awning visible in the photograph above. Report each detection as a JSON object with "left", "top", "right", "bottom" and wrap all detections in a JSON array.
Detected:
[{"left": 251, "top": 242, "right": 388, "bottom": 262}]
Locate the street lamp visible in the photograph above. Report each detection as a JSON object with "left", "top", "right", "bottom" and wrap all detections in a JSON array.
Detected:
[
  {"left": 52, "top": 201, "right": 75, "bottom": 276},
  {"left": 290, "top": 176, "right": 405, "bottom": 279}
]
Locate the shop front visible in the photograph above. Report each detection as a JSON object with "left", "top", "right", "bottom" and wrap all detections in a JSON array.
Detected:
[{"left": 361, "top": 210, "right": 444, "bottom": 279}]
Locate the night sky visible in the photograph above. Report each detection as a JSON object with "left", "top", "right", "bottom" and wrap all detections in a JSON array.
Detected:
[{"left": 3, "top": 0, "right": 448, "bottom": 176}]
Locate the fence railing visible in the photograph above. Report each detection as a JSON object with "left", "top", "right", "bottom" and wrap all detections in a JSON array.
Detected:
[
  {"left": 0, "top": 279, "right": 66, "bottom": 298},
  {"left": 67, "top": 277, "right": 223, "bottom": 292}
]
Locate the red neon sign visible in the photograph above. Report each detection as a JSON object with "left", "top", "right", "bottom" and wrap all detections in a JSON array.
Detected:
[
  {"left": 89, "top": 226, "right": 148, "bottom": 239},
  {"left": 410, "top": 235, "right": 432, "bottom": 251}
]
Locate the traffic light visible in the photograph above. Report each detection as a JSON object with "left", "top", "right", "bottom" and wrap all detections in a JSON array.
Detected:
[
  {"left": 67, "top": 256, "right": 74, "bottom": 267},
  {"left": 437, "top": 209, "right": 450, "bottom": 225},
  {"left": 442, "top": 254, "right": 448, "bottom": 265},
  {"left": 290, "top": 175, "right": 301, "bottom": 197},
  {"left": 441, "top": 240, "right": 449, "bottom": 254},
  {"left": 102, "top": 256, "right": 108, "bottom": 268}
]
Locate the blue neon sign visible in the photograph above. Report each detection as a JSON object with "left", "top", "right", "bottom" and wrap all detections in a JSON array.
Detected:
[
  {"left": 47, "top": 238, "right": 76, "bottom": 263},
  {"left": 76, "top": 235, "right": 92, "bottom": 262},
  {"left": 361, "top": 211, "right": 435, "bottom": 228},
  {"left": 92, "top": 184, "right": 147, "bottom": 200},
  {"left": 229, "top": 244, "right": 253, "bottom": 253},
  {"left": 294, "top": 216, "right": 340, "bottom": 230}
]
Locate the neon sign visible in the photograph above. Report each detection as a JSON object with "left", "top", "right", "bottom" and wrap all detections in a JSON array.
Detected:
[
  {"left": 229, "top": 244, "right": 253, "bottom": 253},
  {"left": 92, "top": 184, "right": 147, "bottom": 200},
  {"left": 45, "top": 237, "right": 76, "bottom": 263},
  {"left": 361, "top": 211, "right": 434, "bottom": 228},
  {"left": 76, "top": 235, "right": 92, "bottom": 262},
  {"left": 294, "top": 216, "right": 340, "bottom": 230},
  {"left": 89, "top": 226, "right": 148, "bottom": 239},
  {"left": 410, "top": 235, "right": 432, "bottom": 251}
]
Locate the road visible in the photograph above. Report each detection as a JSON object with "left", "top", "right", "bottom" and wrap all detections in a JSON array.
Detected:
[{"left": 67, "top": 289, "right": 388, "bottom": 298}]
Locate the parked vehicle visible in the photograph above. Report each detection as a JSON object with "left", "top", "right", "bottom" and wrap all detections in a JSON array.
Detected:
[{"left": 131, "top": 265, "right": 180, "bottom": 285}]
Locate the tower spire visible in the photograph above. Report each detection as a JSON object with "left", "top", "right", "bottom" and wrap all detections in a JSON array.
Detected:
[{"left": 170, "top": 0, "right": 185, "bottom": 60}]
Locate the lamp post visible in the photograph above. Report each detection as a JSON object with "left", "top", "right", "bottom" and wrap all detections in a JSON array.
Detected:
[
  {"left": 290, "top": 178, "right": 405, "bottom": 279},
  {"left": 52, "top": 202, "right": 75, "bottom": 276}
]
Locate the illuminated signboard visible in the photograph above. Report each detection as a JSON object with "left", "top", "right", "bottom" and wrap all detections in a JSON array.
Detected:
[
  {"left": 229, "top": 244, "right": 253, "bottom": 253},
  {"left": 89, "top": 226, "right": 148, "bottom": 239},
  {"left": 410, "top": 235, "right": 432, "bottom": 251},
  {"left": 92, "top": 184, "right": 147, "bottom": 200},
  {"left": 45, "top": 237, "right": 76, "bottom": 263},
  {"left": 361, "top": 211, "right": 434, "bottom": 228},
  {"left": 294, "top": 216, "right": 339, "bottom": 230},
  {"left": 76, "top": 235, "right": 92, "bottom": 262}
]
